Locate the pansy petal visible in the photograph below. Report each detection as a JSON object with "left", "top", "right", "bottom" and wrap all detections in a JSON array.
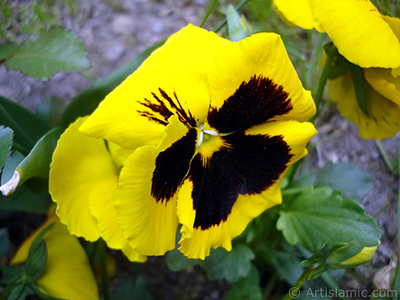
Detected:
[
  {"left": 272, "top": 0, "right": 320, "bottom": 31},
  {"left": 178, "top": 182, "right": 282, "bottom": 259},
  {"left": 50, "top": 117, "right": 108, "bottom": 241},
  {"left": 364, "top": 68, "right": 400, "bottom": 106},
  {"left": 80, "top": 24, "right": 226, "bottom": 149},
  {"left": 329, "top": 73, "right": 400, "bottom": 139},
  {"left": 36, "top": 224, "right": 99, "bottom": 299},
  {"left": 115, "top": 116, "right": 196, "bottom": 255},
  {"left": 208, "top": 32, "right": 315, "bottom": 127},
  {"left": 312, "top": 0, "right": 400, "bottom": 68},
  {"left": 89, "top": 179, "right": 146, "bottom": 262},
  {"left": 12, "top": 212, "right": 99, "bottom": 300},
  {"left": 107, "top": 141, "right": 134, "bottom": 169},
  {"left": 178, "top": 120, "right": 316, "bottom": 259}
]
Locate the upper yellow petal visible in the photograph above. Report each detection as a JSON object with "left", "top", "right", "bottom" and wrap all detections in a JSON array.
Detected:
[
  {"left": 80, "top": 24, "right": 225, "bottom": 149},
  {"left": 208, "top": 32, "right": 316, "bottom": 124}
]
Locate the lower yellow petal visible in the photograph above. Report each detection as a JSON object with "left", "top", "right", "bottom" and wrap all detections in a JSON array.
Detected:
[
  {"left": 89, "top": 179, "right": 146, "bottom": 262},
  {"left": 178, "top": 181, "right": 282, "bottom": 259},
  {"left": 114, "top": 116, "right": 191, "bottom": 255},
  {"left": 178, "top": 120, "right": 316, "bottom": 259},
  {"left": 329, "top": 73, "right": 400, "bottom": 139}
]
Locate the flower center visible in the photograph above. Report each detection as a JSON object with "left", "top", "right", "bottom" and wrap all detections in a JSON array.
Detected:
[{"left": 196, "top": 124, "right": 225, "bottom": 164}]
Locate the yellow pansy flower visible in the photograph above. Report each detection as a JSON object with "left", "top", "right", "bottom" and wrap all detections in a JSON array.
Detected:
[
  {"left": 272, "top": 0, "right": 400, "bottom": 69},
  {"left": 50, "top": 24, "right": 317, "bottom": 259},
  {"left": 11, "top": 208, "right": 99, "bottom": 300}
]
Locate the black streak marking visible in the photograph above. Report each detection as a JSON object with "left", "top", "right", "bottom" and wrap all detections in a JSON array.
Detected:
[
  {"left": 138, "top": 88, "right": 196, "bottom": 127},
  {"left": 151, "top": 128, "right": 197, "bottom": 203},
  {"left": 190, "top": 131, "right": 292, "bottom": 230},
  {"left": 208, "top": 75, "right": 293, "bottom": 133}
]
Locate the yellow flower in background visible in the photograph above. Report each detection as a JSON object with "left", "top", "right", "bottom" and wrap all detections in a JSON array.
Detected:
[
  {"left": 329, "top": 68, "right": 400, "bottom": 140},
  {"left": 50, "top": 24, "right": 317, "bottom": 259},
  {"left": 272, "top": 0, "right": 400, "bottom": 139},
  {"left": 272, "top": 0, "right": 400, "bottom": 69},
  {"left": 11, "top": 207, "right": 99, "bottom": 300},
  {"left": 329, "top": 16, "right": 400, "bottom": 140}
]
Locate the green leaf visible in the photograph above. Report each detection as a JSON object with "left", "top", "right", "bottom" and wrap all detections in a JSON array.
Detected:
[
  {"left": 314, "top": 162, "right": 373, "bottom": 200},
  {"left": 16, "top": 128, "right": 62, "bottom": 186},
  {"left": 289, "top": 162, "right": 373, "bottom": 201},
  {"left": 225, "top": 265, "right": 262, "bottom": 300},
  {"left": 29, "top": 284, "right": 63, "bottom": 300},
  {"left": 1, "top": 151, "right": 25, "bottom": 186},
  {"left": 25, "top": 240, "right": 47, "bottom": 283},
  {"left": 326, "top": 243, "right": 365, "bottom": 267},
  {"left": 110, "top": 275, "right": 153, "bottom": 300},
  {"left": 4, "top": 27, "right": 89, "bottom": 80},
  {"left": 0, "top": 128, "right": 61, "bottom": 196},
  {"left": 200, "top": 244, "right": 255, "bottom": 282},
  {"left": 0, "top": 151, "right": 51, "bottom": 214},
  {"left": 226, "top": 4, "right": 250, "bottom": 42},
  {"left": 0, "top": 95, "right": 51, "bottom": 150},
  {"left": 0, "top": 126, "right": 13, "bottom": 171},
  {"left": 0, "top": 228, "right": 9, "bottom": 259},
  {"left": 0, "top": 264, "right": 25, "bottom": 285},
  {"left": 35, "top": 98, "right": 66, "bottom": 126},
  {"left": 165, "top": 248, "right": 200, "bottom": 271},
  {"left": 258, "top": 243, "right": 303, "bottom": 285},
  {"left": 277, "top": 187, "right": 381, "bottom": 252},
  {"left": 62, "top": 40, "right": 164, "bottom": 127},
  {"left": 0, "top": 44, "right": 18, "bottom": 60}
]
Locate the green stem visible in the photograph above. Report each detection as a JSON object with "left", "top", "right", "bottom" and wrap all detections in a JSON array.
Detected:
[
  {"left": 310, "top": 52, "right": 334, "bottom": 123},
  {"left": 306, "top": 31, "right": 325, "bottom": 91},
  {"left": 375, "top": 140, "right": 397, "bottom": 174},
  {"left": 263, "top": 273, "right": 277, "bottom": 300},
  {"left": 392, "top": 136, "right": 400, "bottom": 300},
  {"left": 0, "top": 287, "right": 10, "bottom": 300},
  {"left": 200, "top": 0, "right": 218, "bottom": 27},
  {"left": 98, "top": 239, "right": 110, "bottom": 300},
  {"left": 281, "top": 266, "right": 314, "bottom": 300},
  {"left": 214, "top": 0, "right": 251, "bottom": 33}
]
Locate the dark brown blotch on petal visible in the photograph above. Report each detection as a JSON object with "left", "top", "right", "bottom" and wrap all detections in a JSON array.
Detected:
[
  {"left": 190, "top": 131, "right": 292, "bottom": 230},
  {"left": 151, "top": 128, "right": 197, "bottom": 203},
  {"left": 208, "top": 75, "right": 293, "bottom": 133}
]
